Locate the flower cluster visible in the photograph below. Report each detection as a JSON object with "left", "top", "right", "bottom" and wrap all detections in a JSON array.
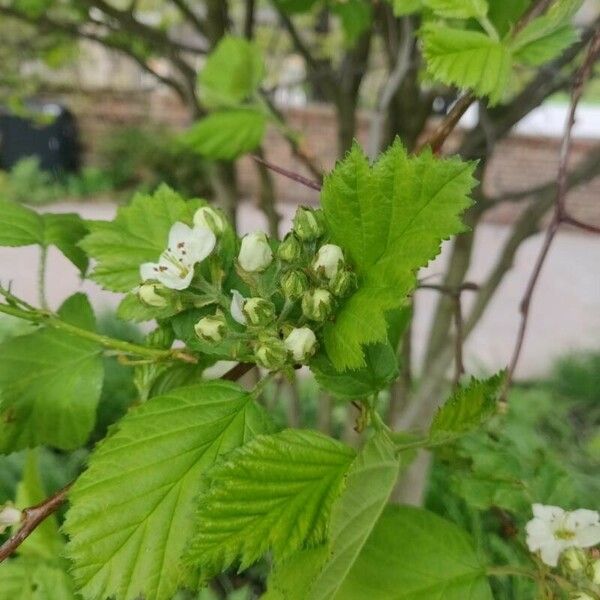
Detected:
[{"left": 137, "top": 205, "right": 357, "bottom": 372}]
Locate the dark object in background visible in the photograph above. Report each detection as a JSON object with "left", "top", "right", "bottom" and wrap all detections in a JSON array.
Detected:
[{"left": 0, "top": 101, "right": 81, "bottom": 174}]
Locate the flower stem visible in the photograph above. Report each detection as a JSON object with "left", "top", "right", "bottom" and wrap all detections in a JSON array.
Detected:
[
  {"left": 486, "top": 565, "right": 538, "bottom": 581},
  {"left": 38, "top": 245, "right": 48, "bottom": 310}
]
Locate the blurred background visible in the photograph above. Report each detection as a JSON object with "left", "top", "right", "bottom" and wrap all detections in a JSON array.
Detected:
[{"left": 0, "top": 2, "right": 598, "bottom": 598}]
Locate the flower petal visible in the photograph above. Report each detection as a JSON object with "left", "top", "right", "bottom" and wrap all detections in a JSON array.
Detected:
[
  {"left": 574, "top": 524, "right": 600, "bottom": 548},
  {"left": 167, "top": 222, "right": 194, "bottom": 250},
  {"left": 140, "top": 262, "right": 159, "bottom": 282},
  {"left": 532, "top": 504, "right": 564, "bottom": 522},
  {"left": 157, "top": 267, "right": 193, "bottom": 291},
  {"left": 538, "top": 541, "right": 564, "bottom": 567},
  {"left": 526, "top": 519, "right": 553, "bottom": 551},
  {"left": 188, "top": 225, "right": 217, "bottom": 263},
  {"left": 230, "top": 290, "right": 247, "bottom": 325}
]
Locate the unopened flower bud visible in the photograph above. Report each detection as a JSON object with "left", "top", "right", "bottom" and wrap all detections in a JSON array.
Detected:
[
  {"left": 281, "top": 270, "right": 309, "bottom": 300},
  {"left": 238, "top": 232, "right": 273, "bottom": 272},
  {"left": 255, "top": 338, "right": 288, "bottom": 370},
  {"left": 284, "top": 327, "right": 317, "bottom": 363},
  {"left": 329, "top": 270, "right": 357, "bottom": 298},
  {"left": 302, "top": 288, "right": 333, "bottom": 322},
  {"left": 243, "top": 298, "right": 276, "bottom": 326},
  {"left": 138, "top": 282, "right": 169, "bottom": 308},
  {"left": 0, "top": 504, "right": 21, "bottom": 534},
  {"left": 589, "top": 558, "right": 600, "bottom": 584},
  {"left": 277, "top": 234, "right": 302, "bottom": 262},
  {"left": 193, "top": 206, "right": 226, "bottom": 235},
  {"left": 292, "top": 207, "right": 325, "bottom": 241},
  {"left": 313, "top": 244, "right": 344, "bottom": 280},
  {"left": 194, "top": 313, "right": 226, "bottom": 342},
  {"left": 563, "top": 548, "right": 587, "bottom": 573}
]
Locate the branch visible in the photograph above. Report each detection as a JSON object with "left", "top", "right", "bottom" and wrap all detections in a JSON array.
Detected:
[
  {"left": 251, "top": 154, "right": 322, "bottom": 191},
  {"left": 0, "top": 484, "right": 71, "bottom": 562},
  {"left": 169, "top": 0, "right": 207, "bottom": 37},
  {"left": 501, "top": 28, "right": 600, "bottom": 405}
]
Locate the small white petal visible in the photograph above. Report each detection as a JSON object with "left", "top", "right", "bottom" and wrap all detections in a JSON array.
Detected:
[
  {"left": 539, "top": 541, "right": 565, "bottom": 567},
  {"left": 574, "top": 524, "right": 600, "bottom": 548},
  {"left": 532, "top": 504, "right": 565, "bottom": 522},
  {"left": 140, "top": 262, "right": 159, "bottom": 281},
  {"left": 167, "top": 222, "right": 195, "bottom": 250},
  {"left": 566, "top": 509, "right": 600, "bottom": 530},
  {"left": 230, "top": 290, "right": 247, "bottom": 325},
  {"left": 187, "top": 226, "right": 217, "bottom": 263},
  {"left": 156, "top": 267, "right": 193, "bottom": 291},
  {"left": 526, "top": 519, "right": 554, "bottom": 551}
]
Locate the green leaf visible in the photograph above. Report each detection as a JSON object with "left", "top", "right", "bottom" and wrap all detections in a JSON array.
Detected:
[
  {"left": 185, "top": 109, "right": 267, "bottom": 160},
  {"left": 330, "top": 505, "right": 493, "bottom": 599},
  {"left": 14, "top": 450, "right": 64, "bottom": 559},
  {"left": 311, "top": 342, "right": 399, "bottom": 399},
  {"left": 80, "top": 185, "right": 200, "bottom": 292},
  {"left": 321, "top": 141, "right": 475, "bottom": 370},
  {"left": 186, "top": 429, "right": 355, "bottom": 577},
  {"left": 274, "top": 0, "right": 320, "bottom": 13},
  {"left": 391, "top": 0, "right": 423, "bottom": 15},
  {"left": 422, "top": 24, "right": 512, "bottom": 104},
  {"left": 511, "top": 2, "right": 580, "bottom": 66},
  {"left": 0, "top": 200, "right": 88, "bottom": 273},
  {"left": 308, "top": 433, "right": 399, "bottom": 599},
  {"left": 0, "top": 558, "right": 78, "bottom": 600},
  {"left": 0, "top": 293, "right": 103, "bottom": 453},
  {"left": 429, "top": 373, "right": 504, "bottom": 445},
  {"left": 425, "top": 0, "right": 488, "bottom": 19},
  {"left": 331, "top": 0, "right": 372, "bottom": 44},
  {"left": 42, "top": 212, "right": 89, "bottom": 275},
  {"left": 199, "top": 36, "right": 265, "bottom": 109},
  {"left": 64, "top": 381, "right": 273, "bottom": 600}
]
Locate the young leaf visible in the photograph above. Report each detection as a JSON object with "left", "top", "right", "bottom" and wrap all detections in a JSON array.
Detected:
[
  {"left": 0, "top": 293, "right": 103, "bottom": 453},
  {"left": 330, "top": 505, "right": 493, "bottom": 599},
  {"left": 0, "top": 558, "right": 78, "bottom": 600},
  {"left": 425, "top": 0, "right": 488, "bottom": 19},
  {"left": 0, "top": 198, "right": 44, "bottom": 246},
  {"left": 80, "top": 185, "right": 200, "bottom": 291},
  {"left": 391, "top": 0, "right": 423, "bottom": 15},
  {"left": 308, "top": 433, "right": 400, "bottom": 599},
  {"left": 429, "top": 372, "right": 504, "bottom": 444},
  {"left": 422, "top": 24, "right": 512, "bottom": 105},
  {"left": 321, "top": 141, "right": 475, "bottom": 370},
  {"left": 184, "top": 109, "right": 267, "bottom": 160},
  {"left": 199, "top": 36, "right": 265, "bottom": 109},
  {"left": 42, "top": 212, "right": 89, "bottom": 275},
  {"left": 64, "top": 381, "right": 274, "bottom": 600},
  {"left": 186, "top": 429, "right": 355, "bottom": 577}
]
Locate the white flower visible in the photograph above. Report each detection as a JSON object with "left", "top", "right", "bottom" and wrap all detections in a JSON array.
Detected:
[
  {"left": 0, "top": 504, "right": 21, "bottom": 534},
  {"left": 193, "top": 206, "right": 226, "bottom": 234},
  {"left": 140, "top": 222, "right": 216, "bottom": 290},
  {"left": 238, "top": 232, "right": 273, "bottom": 272},
  {"left": 525, "top": 504, "right": 600, "bottom": 567},
  {"left": 313, "top": 244, "right": 344, "bottom": 280},
  {"left": 284, "top": 327, "right": 317, "bottom": 363},
  {"left": 230, "top": 289, "right": 247, "bottom": 325}
]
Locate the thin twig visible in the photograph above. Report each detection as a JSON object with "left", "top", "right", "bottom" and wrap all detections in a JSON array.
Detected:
[
  {"left": 0, "top": 484, "right": 71, "bottom": 562},
  {"left": 452, "top": 295, "right": 465, "bottom": 388},
  {"left": 251, "top": 154, "right": 322, "bottom": 191},
  {"left": 500, "top": 29, "right": 600, "bottom": 406},
  {"left": 562, "top": 214, "right": 600, "bottom": 234}
]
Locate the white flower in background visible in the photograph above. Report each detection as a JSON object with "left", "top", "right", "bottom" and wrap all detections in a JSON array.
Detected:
[
  {"left": 313, "top": 244, "right": 344, "bottom": 280},
  {"left": 525, "top": 504, "right": 600, "bottom": 567},
  {"left": 238, "top": 232, "right": 273, "bottom": 272},
  {"left": 140, "top": 222, "right": 216, "bottom": 290},
  {"left": 284, "top": 327, "right": 317, "bottom": 363},
  {"left": 0, "top": 504, "right": 21, "bottom": 534},
  {"left": 230, "top": 289, "right": 247, "bottom": 325},
  {"left": 193, "top": 206, "right": 226, "bottom": 235}
]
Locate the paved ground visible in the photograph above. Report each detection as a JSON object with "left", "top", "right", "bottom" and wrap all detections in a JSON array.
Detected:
[{"left": 1, "top": 201, "right": 599, "bottom": 379}]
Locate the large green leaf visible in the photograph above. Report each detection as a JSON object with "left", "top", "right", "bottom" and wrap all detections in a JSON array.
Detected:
[
  {"left": 186, "top": 429, "right": 355, "bottom": 578},
  {"left": 332, "top": 505, "right": 493, "bottom": 599},
  {"left": 0, "top": 558, "right": 78, "bottom": 600},
  {"left": 0, "top": 200, "right": 88, "bottom": 274},
  {"left": 429, "top": 373, "right": 504, "bottom": 445},
  {"left": 391, "top": 0, "right": 423, "bottom": 15},
  {"left": 0, "top": 293, "right": 103, "bottom": 453},
  {"left": 425, "top": 0, "right": 488, "bottom": 19},
  {"left": 199, "top": 36, "right": 265, "bottom": 109},
  {"left": 80, "top": 185, "right": 200, "bottom": 292},
  {"left": 422, "top": 24, "right": 512, "bottom": 105},
  {"left": 64, "top": 381, "right": 273, "bottom": 600},
  {"left": 185, "top": 109, "right": 267, "bottom": 160},
  {"left": 321, "top": 141, "right": 475, "bottom": 370}
]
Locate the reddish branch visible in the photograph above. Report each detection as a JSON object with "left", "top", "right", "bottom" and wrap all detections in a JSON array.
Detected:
[
  {"left": 501, "top": 29, "right": 600, "bottom": 405},
  {"left": 0, "top": 484, "right": 71, "bottom": 562},
  {"left": 251, "top": 154, "right": 322, "bottom": 191}
]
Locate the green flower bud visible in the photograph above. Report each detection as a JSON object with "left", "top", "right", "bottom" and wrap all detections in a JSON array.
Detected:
[
  {"left": 0, "top": 503, "right": 21, "bottom": 534},
  {"left": 255, "top": 337, "right": 288, "bottom": 370},
  {"left": 238, "top": 232, "right": 273, "bottom": 272},
  {"left": 302, "top": 288, "right": 333, "bottom": 322},
  {"left": 588, "top": 558, "right": 600, "bottom": 584},
  {"left": 281, "top": 270, "right": 309, "bottom": 300},
  {"left": 138, "top": 282, "right": 169, "bottom": 308},
  {"left": 292, "top": 206, "right": 325, "bottom": 241},
  {"left": 193, "top": 206, "right": 227, "bottom": 235},
  {"left": 277, "top": 233, "right": 302, "bottom": 262},
  {"left": 563, "top": 548, "right": 587, "bottom": 573},
  {"left": 284, "top": 327, "right": 317, "bottom": 363},
  {"left": 243, "top": 297, "right": 276, "bottom": 326},
  {"left": 313, "top": 244, "right": 344, "bottom": 280},
  {"left": 194, "top": 313, "right": 227, "bottom": 342},
  {"left": 329, "top": 270, "right": 357, "bottom": 298}
]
